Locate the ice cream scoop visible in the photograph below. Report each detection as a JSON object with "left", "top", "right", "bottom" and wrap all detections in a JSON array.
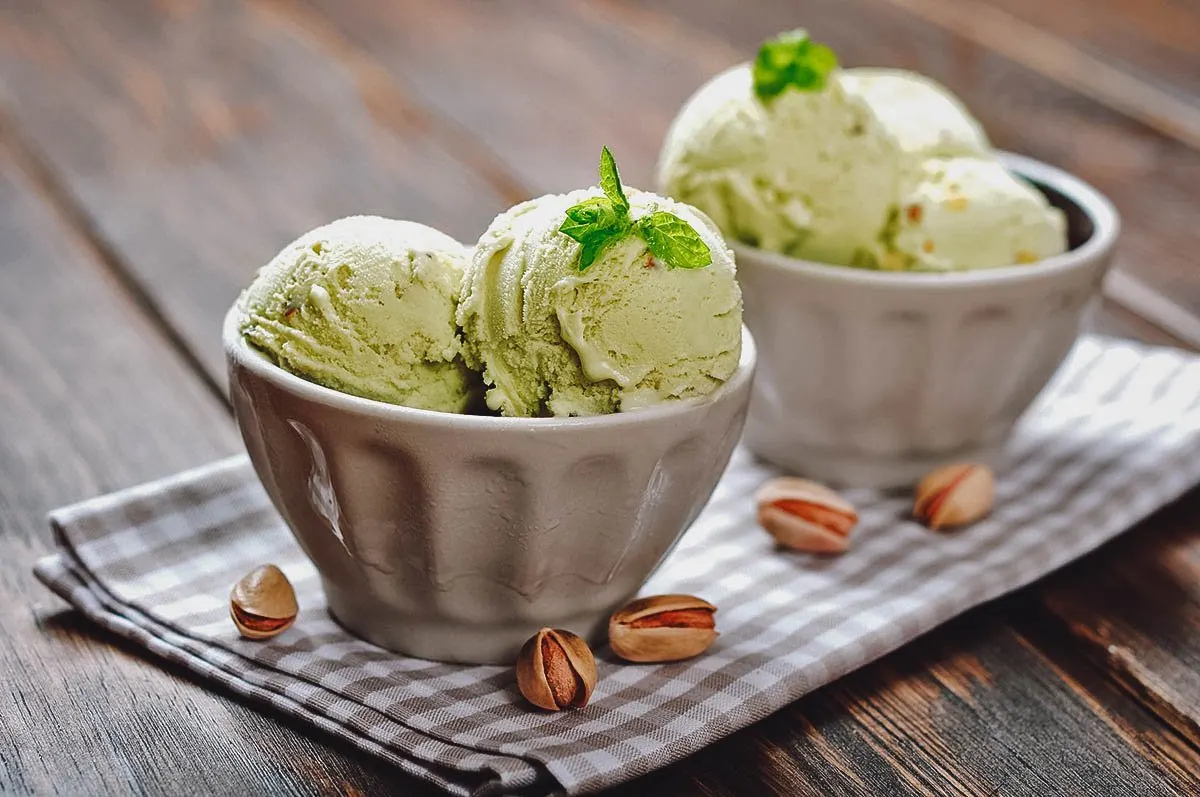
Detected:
[
  {"left": 838, "top": 68, "right": 990, "bottom": 161},
  {"left": 886, "top": 157, "right": 1068, "bottom": 271},
  {"left": 657, "top": 31, "right": 1067, "bottom": 271},
  {"left": 239, "top": 215, "right": 478, "bottom": 412},
  {"left": 458, "top": 150, "right": 742, "bottom": 417},
  {"left": 654, "top": 64, "right": 902, "bottom": 265}
]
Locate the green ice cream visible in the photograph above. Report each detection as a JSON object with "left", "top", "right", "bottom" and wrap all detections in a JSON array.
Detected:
[
  {"left": 657, "top": 32, "right": 1067, "bottom": 271},
  {"left": 839, "top": 68, "right": 989, "bottom": 160},
  {"left": 239, "top": 215, "right": 478, "bottom": 412},
  {"left": 889, "top": 158, "right": 1069, "bottom": 271},
  {"left": 458, "top": 152, "right": 742, "bottom": 417},
  {"left": 654, "top": 63, "right": 902, "bottom": 265}
]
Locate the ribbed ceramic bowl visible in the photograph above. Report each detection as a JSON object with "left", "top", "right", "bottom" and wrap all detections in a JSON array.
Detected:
[
  {"left": 224, "top": 307, "right": 755, "bottom": 664},
  {"left": 735, "top": 153, "right": 1119, "bottom": 488}
]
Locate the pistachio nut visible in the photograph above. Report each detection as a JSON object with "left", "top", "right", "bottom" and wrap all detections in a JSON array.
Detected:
[
  {"left": 608, "top": 594, "right": 717, "bottom": 663},
  {"left": 755, "top": 477, "right": 858, "bottom": 554},
  {"left": 515, "top": 628, "right": 598, "bottom": 711},
  {"left": 230, "top": 564, "right": 298, "bottom": 640},
  {"left": 914, "top": 463, "right": 995, "bottom": 530}
]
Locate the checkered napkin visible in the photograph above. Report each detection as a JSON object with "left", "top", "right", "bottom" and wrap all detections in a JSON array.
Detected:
[{"left": 34, "top": 335, "right": 1200, "bottom": 796}]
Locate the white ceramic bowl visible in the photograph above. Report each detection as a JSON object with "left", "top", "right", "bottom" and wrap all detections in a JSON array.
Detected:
[
  {"left": 735, "top": 153, "right": 1119, "bottom": 488},
  {"left": 224, "top": 307, "right": 755, "bottom": 664}
]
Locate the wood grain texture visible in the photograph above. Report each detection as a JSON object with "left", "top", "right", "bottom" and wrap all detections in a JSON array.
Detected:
[
  {"left": 1091, "top": 296, "right": 1193, "bottom": 350},
  {"left": 620, "top": 604, "right": 1200, "bottom": 796},
  {"left": 291, "top": 0, "right": 715, "bottom": 193},
  {"left": 0, "top": 142, "right": 421, "bottom": 796},
  {"left": 1105, "top": 271, "right": 1200, "bottom": 351},
  {"left": 1034, "top": 497, "right": 1200, "bottom": 748},
  {"left": 883, "top": 0, "right": 1200, "bottom": 151},
  {"left": 981, "top": 0, "right": 1200, "bottom": 108},
  {"left": 0, "top": 0, "right": 514, "bottom": 385}
]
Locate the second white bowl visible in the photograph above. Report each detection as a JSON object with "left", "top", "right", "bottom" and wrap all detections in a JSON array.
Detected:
[{"left": 735, "top": 153, "right": 1119, "bottom": 488}]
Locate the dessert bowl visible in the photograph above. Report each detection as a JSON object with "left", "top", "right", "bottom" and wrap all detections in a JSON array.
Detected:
[
  {"left": 224, "top": 306, "right": 756, "bottom": 664},
  {"left": 735, "top": 153, "right": 1119, "bottom": 488}
]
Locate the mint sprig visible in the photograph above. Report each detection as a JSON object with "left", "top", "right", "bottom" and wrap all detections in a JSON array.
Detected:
[
  {"left": 559, "top": 147, "right": 712, "bottom": 271},
  {"left": 636, "top": 213, "right": 712, "bottom": 269},
  {"left": 598, "top": 146, "right": 629, "bottom": 216},
  {"left": 753, "top": 29, "right": 838, "bottom": 103}
]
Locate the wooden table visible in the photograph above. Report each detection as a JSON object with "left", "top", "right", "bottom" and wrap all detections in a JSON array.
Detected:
[{"left": 2, "top": 1, "right": 1198, "bottom": 793}]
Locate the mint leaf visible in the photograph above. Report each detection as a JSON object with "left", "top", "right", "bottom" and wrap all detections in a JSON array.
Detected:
[
  {"left": 753, "top": 30, "right": 838, "bottom": 103},
  {"left": 560, "top": 147, "right": 712, "bottom": 272},
  {"left": 560, "top": 197, "right": 625, "bottom": 242},
  {"left": 636, "top": 212, "right": 712, "bottom": 270},
  {"left": 559, "top": 195, "right": 631, "bottom": 272},
  {"left": 598, "top": 146, "right": 629, "bottom": 214},
  {"left": 560, "top": 147, "right": 637, "bottom": 271},
  {"left": 577, "top": 237, "right": 611, "bottom": 272}
]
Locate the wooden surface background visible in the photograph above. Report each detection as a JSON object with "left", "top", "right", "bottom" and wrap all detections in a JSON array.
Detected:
[{"left": 1, "top": 1, "right": 1198, "bottom": 794}]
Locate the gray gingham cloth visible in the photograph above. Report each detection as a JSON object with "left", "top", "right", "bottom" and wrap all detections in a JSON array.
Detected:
[{"left": 34, "top": 335, "right": 1200, "bottom": 795}]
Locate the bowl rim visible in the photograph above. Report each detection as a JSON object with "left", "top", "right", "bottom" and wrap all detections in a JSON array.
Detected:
[
  {"left": 729, "top": 151, "right": 1120, "bottom": 290},
  {"left": 223, "top": 304, "right": 757, "bottom": 430}
]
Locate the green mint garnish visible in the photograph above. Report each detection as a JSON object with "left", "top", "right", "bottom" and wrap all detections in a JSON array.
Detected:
[
  {"left": 558, "top": 147, "right": 632, "bottom": 270},
  {"left": 559, "top": 147, "right": 712, "bottom": 272},
  {"left": 635, "top": 213, "right": 711, "bottom": 269},
  {"left": 598, "top": 146, "right": 629, "bottom": 215},
  {"left": 560, "top": 196, "right": 625, "bottom": 241},
  {"left": 753, "top": 29, "right": 838, "bottom": 103}
]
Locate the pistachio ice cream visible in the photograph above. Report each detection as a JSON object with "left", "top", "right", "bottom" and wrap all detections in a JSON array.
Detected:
[
  {"left": 839, "top": 68, "right": 989, "bottom": 160},
  {"left": 657, "top": 31, "right": 1067, "bottom": 271},
  {"left": 239, "top": 215, "right": 478, "bottom": 412},
  {"left": 653, "top": 64, "right": 901, "bottom": 265},
  {"left": 239, "top": 152, "right": 742, "bottom": 418},
  {"left": 459, "top": 149, "right": 742, "bottom": 417},
  {"left": 891, "top": 158, "right": 1070, "bottom": 271}
]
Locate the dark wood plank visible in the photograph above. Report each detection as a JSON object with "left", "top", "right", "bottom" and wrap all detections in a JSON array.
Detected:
[
  {"left": 620, "top": 604, "right": 1200, "bottom": 796},
  {"left": 896, "top": 0, "right": 1200, "bottom": 146},
  {"left": 1034, "top": 496, "right": 1200, "bottom": 748},
  {"left": 1090, "top": 296, "right": 1192, "bottom": 350},
  {"left": 290, "top": 0, "right": 706, "bottom": 193},
  {"left": 0, "top": 0, "right": 515, "bottom": 385},
  {"left": 0, "top": 142, "right": 419, "bottom": 796},
  {"left": 981, "top": 0, "right": 1200, "bottom": 107},
  {"left": 1105, "top": 272, "right": 1200, "bottom": 351}
]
